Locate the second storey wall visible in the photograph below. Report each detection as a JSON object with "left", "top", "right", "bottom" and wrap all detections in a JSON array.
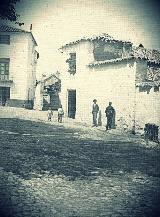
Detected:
[
  {"left": 0, "top": 32, "right": 29, "bottom": 101},
  {"left": 26, "top": 35, "right": 37, "bottom": 101}
]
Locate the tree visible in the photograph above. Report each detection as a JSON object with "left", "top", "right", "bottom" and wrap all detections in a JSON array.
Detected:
[{"left": 0, "top": 0, "right": 20, "bottom": 21}]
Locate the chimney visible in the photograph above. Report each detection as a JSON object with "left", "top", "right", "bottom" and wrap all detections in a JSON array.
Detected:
[{"left": 30, "top": 24, "right": 32, "bottom": 31}]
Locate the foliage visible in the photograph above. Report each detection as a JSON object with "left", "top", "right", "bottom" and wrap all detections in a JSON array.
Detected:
[
  {"left": 0, "top": 0, "right": 20, "bottom": 21},
  {"left": 44, "top": 82, "right": 61, "bottom": 94}
]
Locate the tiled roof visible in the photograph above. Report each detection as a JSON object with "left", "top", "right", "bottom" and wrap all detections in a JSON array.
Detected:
[
  {"left": 0, "top": 25, "right": 37, "bottom": 46},
  {"left": 0, "top": 25, "right": 27, "bottom": 33},
  {"left": 42, "top": 73, "right": 60, "bottom": 83},
  {"left": 88, "top": 56, "right": 134, "bottom": 67},
  {"left": 136, "top": 81, "right": 160, "bottom": 87},
  {"left": 88, "top": 47, "right": 160, "bottom": 67},
  {"left": 60, "top": 33, "right": 160, "bottom": 65},
  {"left": 134, "top": 47, "right": 160, "bottom": 64},
  {"left": 60, "top": 33, "right": 132, "bottom": 49}
]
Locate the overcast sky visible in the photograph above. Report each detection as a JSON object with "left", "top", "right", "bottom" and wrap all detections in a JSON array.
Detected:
[{"left": 1, "top": 0, "right": 160, "bottom": 78}]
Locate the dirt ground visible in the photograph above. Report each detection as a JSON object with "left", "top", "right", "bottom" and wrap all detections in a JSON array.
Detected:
[{"left": 0, "top": 118, "right": 160, "bottom": 217}]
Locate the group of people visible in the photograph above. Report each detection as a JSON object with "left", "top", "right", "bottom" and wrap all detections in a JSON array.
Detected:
[
  {"left": 47, "top": 105, "right": 64, "bottom": 123},
  {"left": 47, "top": 99, "right": 115, "bottom": 130},
  {"left": 92, "top": 99, "right": 115, "bottom": 130}
]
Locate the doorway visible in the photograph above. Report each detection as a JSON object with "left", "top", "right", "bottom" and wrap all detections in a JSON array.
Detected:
[
  {"left": 68, "top": 90, "right": 76, "bottom": 119},
  {"left": 0, "top": 87, "right": 10, "bottom": 106},
  {"left": 50, "top": 93, "right": 61, "bottom": 110}
]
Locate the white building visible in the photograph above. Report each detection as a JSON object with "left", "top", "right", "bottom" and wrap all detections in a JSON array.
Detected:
[
  {"left": 59, "top": 34, "right": 160, "bottom": 130},
  {"left": 133, "top": 45, "right": 160, "bottom": 129},
  {"left": 0, "top": 25, "right": 39, "bottom": 108},
  {"left": 34, "top": 73, "right": 61, "bottom": 111}
]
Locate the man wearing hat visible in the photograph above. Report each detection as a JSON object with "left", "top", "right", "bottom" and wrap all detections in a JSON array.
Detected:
[{"left": 92, "top": 99, "right": 99, "bottom": 127}]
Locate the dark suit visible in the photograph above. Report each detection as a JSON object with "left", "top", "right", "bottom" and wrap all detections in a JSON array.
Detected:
[
  {"left": 92, "top": 103, "right": 99, "bottom": 126},
  {"left": 105, "top": 105, "right": 115, "bottom": 130}
]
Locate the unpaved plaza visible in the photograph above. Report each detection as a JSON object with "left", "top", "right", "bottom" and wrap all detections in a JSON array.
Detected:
[{"left": 0, "top": 118, "right": 160, "bottom": 217}]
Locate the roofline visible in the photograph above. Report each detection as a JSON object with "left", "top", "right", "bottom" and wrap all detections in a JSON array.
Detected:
[
  {"left": 43, "top": 73, "right": 60, "bottom": 83},
  {"left": 88, "top": 57, "right": 135, "bottom": 67},
  {"left": 0, "top": 29, "right": 37, "bottom": 46},
  {"left": 136, "top": 57, "right": 160, "bottom": 65},
  {"left": 88, "top": 56, "right": 160, "bottom": 68},
  {"left": 29, "top": 32, "right": 38, "bottom": 46},
  {"left": 136, "top": 81, "right": 160, "bottom": 87},
  {"left": 59, "top": 36, "right": 132, "bottom": 50}
]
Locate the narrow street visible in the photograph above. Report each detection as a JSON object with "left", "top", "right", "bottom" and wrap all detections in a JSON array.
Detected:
[{"left": 0, "top": 118, "right": 160, "bottom": 217}]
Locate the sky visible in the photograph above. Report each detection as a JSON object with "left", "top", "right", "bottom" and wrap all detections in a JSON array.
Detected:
[{"left": 1, "top": 0, "right": 160, "bottom": 78}]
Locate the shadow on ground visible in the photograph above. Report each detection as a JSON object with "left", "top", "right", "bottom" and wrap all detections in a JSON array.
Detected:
[
  {"left": 0, "top": 118, "right": 160, "bottom": 217},
  {"left": 0, "top": 118, "right": 159, "bottom": 180}
]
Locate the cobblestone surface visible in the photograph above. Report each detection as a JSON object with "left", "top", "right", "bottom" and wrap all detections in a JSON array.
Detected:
[{"left": 0, "top": 118, "right": 160, "bottom": 217}]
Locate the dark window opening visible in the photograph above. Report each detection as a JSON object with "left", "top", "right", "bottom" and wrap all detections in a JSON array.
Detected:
[
  {"left": 0, "top": 35, "right": 10, "bottom": 44},
  {"left": 93, "top": 41, "right": 123, "bottom": 61},
  {"left": 0, "top": 87, "right": 10, "bottom": 106},
  {"left": 68, "top": 90, "right": 76, "bottom": 119},
  {"left": 139, "top": 86, "right": 152, "bottom": 94},
  {"left": 0, "top": 58, "right": 10, "bottom": 80},
  {"left": 154, "top": 86, "right": 159, "bottom": 92},
  {"left": 66, "top": 53, "right": 76, "bottom": 75}
]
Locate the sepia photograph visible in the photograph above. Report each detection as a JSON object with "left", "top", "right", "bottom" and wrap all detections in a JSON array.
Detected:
[{"left": 0, "top": 0, "right": 160, "bottom": 216}]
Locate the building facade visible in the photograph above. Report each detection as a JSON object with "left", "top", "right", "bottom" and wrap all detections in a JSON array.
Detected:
[
  {"left": 59, "top": 34, "right": 160, "bottom": 130},
  {"left": 0, "top": 25, "right": 39, "bottom": 108},
  {"left": 34, "top": 73, "right": 61, "bottom": 111},
  {"left": 134, "top": 47, "right": 160, "bottom": 129}
]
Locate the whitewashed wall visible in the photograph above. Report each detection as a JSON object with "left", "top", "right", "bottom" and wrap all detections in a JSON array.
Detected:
[
  {"left": 33, "top": 82, "right": 44, "bottom": 110},
  {"left": 0, "top": 32, "right": 37, "bottom": 105},
  {"left": 59, "top": 41, "right": 160, "bottom": 130},
  {"left": 26, "top": 34, "right": 37, "bottom": 101},
  {"left": 0, "top": 32, "right": 28, "bottom": 100},
  {"left": 59, "top": 41, "right": 136, "bottom": 128},
  {"left": 135, "top": 88, "right": 160, "bottom": 128}
]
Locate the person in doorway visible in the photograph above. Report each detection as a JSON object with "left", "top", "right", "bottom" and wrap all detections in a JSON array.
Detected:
[
  {"left": 47, "top": 107, "right": 53, "bottom": 121},
  {"left": 105, "top": 102, "right": 115, "bottom": 130},
  {"left": 58, "top": 105, "right": 64, "bottom": 123},
  {"left": 92, "top": 99, "right": 99, "bottom": 127}
]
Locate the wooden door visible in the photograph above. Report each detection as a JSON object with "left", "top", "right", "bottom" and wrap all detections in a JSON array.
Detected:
[
  {"left": 0, "top": 87, "right": 10, "bottom": 106},
  {"left": 68, "top": 90, "right": 76, "bottom": 119},
  {"left": 50, "top": 93, "right": 60, "bottom": 110}
]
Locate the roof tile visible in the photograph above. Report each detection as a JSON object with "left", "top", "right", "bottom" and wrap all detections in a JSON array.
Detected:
[
  {"left": 0, "top": 25, "right": 27, "bottom": 33},
  {"left": 0, "top": 25, "right": 37, "bottom": 46}
]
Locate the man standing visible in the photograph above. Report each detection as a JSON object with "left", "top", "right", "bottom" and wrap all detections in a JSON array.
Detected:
[
  {"left": 47, "top": 107, "right": 53, "bottom": 121},
  {"left": 105, "top": 102, "right": 115, "bottom": 130},
  {"left": 92, "top": 99, "right": 99, "bottom": 127},
  {"left": 58, "top": 105, "right": 64, "bottom": 123}
]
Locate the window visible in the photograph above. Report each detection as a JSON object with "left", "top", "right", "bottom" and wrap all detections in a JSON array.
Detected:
[
  {"left": 139, "top": 85, "right": 151, "bottom": 94},
  {"left": 0, "top": 58, "right": 10, "bottom": 75},
  {"left": 154, "top": 86, "right": 159, "bottom": 92},
  {"left": 0, "top": 35, "right": 10, "bottom": 44},
  {"left": 66, "top": 53, "right": 76, "bottom": 75}
]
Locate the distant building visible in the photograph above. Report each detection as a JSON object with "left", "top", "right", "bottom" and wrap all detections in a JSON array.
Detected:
[
  {"left": 59, "top": 34, "right": 160, "bottom": 129},
  {"left": 134, "top": 46, "right": 160, "bottom": 129},
  {"left": 0, "top": 25, "right": 39, "bottom": 108},
  {"left": 34, "top": 73, "right": 61, "bottom": 111}
]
